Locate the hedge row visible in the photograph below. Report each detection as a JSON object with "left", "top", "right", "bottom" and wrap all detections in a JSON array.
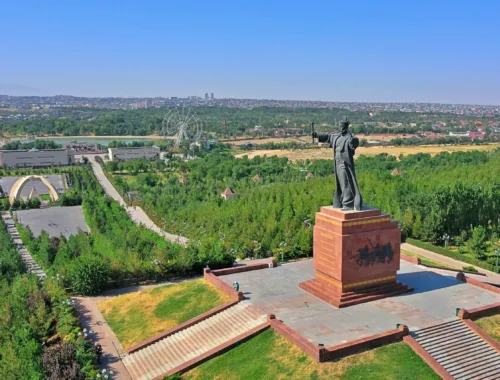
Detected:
[{"left": 406, "top": 238, "right": 498, "bottom": 273}]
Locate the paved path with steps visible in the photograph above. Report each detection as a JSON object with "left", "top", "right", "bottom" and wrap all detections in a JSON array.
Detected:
[
  {"left": 75, "top": 297, "right": 131, "bottom": 380},
  {"left": 402, "top": 243, "right": 500, "bottom": 285},
  {"left": 85, "top": 155, "right": 188, "bottom": 245},
  {"left": 122, "top": 302, "right": 266, "bottom": 380},
  {"left": 1, "top": 211, "right": 46, "bottom": 278},
  {"left": 412, "top": 319, "right": 500, "bottom": 379}
]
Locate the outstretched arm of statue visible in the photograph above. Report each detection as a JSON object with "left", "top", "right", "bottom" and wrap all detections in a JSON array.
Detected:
[{"left": 314, "top": 132, "right": 331, "bottom": 143}]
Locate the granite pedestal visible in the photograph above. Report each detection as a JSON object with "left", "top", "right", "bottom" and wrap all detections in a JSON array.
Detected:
[{"left": 299, "top": 206, "right": 413, "bottom": 307}]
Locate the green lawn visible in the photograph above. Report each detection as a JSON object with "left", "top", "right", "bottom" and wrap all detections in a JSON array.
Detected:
[
  {"left": 402, "top": 250, "right": 457, "bottom": 270},
  {"left": 475, "top": 314, "right": 500, "bottom": 343},
  {"left": 183, "top": 329, "right": 439, "bottom": 380},
  {"left": 98, "top": 279, "right": 231, "bottom": 349}
]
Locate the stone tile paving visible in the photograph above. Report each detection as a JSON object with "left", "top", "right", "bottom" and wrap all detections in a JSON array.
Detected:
[
  {"left": 219, "top": 260, "right": 500, "bottom": 347},
  {"left": 15, "top": 206, "right": 90, "bottom": 238}
]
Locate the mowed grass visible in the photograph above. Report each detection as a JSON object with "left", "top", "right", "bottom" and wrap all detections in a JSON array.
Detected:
[
  {"left": 183, "top": 329, "right": 439, "bottom": 380},
  {"left": 401, "top": 250, "right": 457, "bottom": 270},
  {"left": 98, "top": 279, "right": 232, "bottom": 349},
  {"left": 475, "top": 314, "right": 500, "bottom": 342}
]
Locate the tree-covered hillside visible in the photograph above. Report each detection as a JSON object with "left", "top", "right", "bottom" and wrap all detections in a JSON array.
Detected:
[{"left": 104, "top": 149, "right": 500, "bottom": 270}]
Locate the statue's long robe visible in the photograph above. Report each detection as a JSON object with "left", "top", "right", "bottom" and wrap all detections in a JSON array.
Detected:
[{"left": 317, "top": 132, "right": 363, "bottom": 210}]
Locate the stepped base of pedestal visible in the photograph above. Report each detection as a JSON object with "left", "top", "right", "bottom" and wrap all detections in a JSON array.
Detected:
[{"left": 299, "top": 278, "right": 413, "bottom": 308}]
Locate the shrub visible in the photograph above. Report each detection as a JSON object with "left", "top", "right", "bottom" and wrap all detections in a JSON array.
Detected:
[
  {"left": 68, "top": 255, "right": 110, "bottom": 295},
  {"left": 42, "top": 341, "right": 81, "bottom": 380},
  {"left": 462, "top": 265, "right": 478, "bottom": 273}
]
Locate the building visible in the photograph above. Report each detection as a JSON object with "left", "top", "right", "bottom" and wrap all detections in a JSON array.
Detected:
[
  {"left": 0, "top": 149, "right": 75, "bottom": 168},
  {"left": 221, "top": 187, "right": 236, "bottom": 200},
  {"left": 127, "top": 191, "right": 139, "bottom": 201},
  {"left": 63, "top": 142, "right": 100, "bottom": 153},
  {"left": 306, "top": 172, "right": 314, "bottom": 180},
  {"left": 108, "top": 146, "right": 160, "bottom": 161},
  {"left": 210, "top": 93, "right": 214, "bottom": 100},
  {"left": 205, "top": 93, "right": 209, "bottom": 100},
  {"left": 468, "top": 132, "right": 485, "bottom": 139},
  {"left": 391, "top": 168, "right": 401, "bottom": 176},
  {"left": 449, "top": 131, "right": 469, "bottom": 137}
]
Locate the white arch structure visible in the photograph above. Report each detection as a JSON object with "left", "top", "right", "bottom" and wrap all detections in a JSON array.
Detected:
[{"left": 9, "top": 175, "right": 60, "bottom": 205}]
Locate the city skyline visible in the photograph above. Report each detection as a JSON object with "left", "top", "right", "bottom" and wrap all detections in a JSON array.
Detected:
[{"left": 2, "top": 1, "right": 500, "bottom": 104}]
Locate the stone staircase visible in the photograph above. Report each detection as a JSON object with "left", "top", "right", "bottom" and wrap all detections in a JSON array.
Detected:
[
  {"left": 412, "top": 319, "right": 500, "bottom": 379},
  {"left": 300, "top": 279, "right": 413, "bottom": 308},
  {"left": 123, "top": 302, "right": 266, "bottom": 380},
  {"left": 1, "top": 211, "right": 46, "bottom": 279}
]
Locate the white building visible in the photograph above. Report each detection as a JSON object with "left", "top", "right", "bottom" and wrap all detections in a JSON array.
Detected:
[
  {"left": 0, "top": 149, "right": 75, "bottom": 168},
  {"left": 108, "top": 146, "right": 160, "bottom": 161}
]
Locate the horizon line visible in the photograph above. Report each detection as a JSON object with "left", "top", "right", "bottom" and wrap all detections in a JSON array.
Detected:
[{"left": 1, "top": 93, "right": 499, "bottom": 108}]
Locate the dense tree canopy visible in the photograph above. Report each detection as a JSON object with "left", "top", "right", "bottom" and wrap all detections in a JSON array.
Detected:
[{"left": 104, "top": 149, "right": 500, "bottom": 268}]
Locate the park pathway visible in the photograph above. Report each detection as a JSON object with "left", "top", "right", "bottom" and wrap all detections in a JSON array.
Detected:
[
  {"left": 402, "top": 243, "right": 500, "bottom": 285},
  {"left": 1, "top": 211, "right": 46, "bottom": 279},
  {"left": 86, "top": 155, "right": 188, "bottom": 245},
  {"left": 411, "top": 319, "right": 500, "bottom": 379},
  {"left": 122, "top": 302, "right": 266, "bottom": 380},
  {"left": 75, "top": 297, "right": 132, "bottom": 380}
]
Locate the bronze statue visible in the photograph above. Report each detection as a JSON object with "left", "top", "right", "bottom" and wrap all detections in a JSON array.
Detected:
[{"left": 313, "top": 118, "right": 362, "bottom": 211}]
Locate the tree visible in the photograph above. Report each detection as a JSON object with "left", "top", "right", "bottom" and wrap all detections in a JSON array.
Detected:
[
  {"left": 68, "top": 255, "right": 110, "bottom": 295},
  {"left": 467, "top": 226, "right": 487, "bottom": 260}
]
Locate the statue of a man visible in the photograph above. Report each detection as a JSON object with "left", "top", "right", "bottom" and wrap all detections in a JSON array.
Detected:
[{"left": 313, "top": 118, "right": 363, "bottom": 211}]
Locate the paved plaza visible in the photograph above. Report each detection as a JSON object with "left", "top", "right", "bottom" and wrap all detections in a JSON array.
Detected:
[
  {"left": 15, "top": 206, "right": 90, "bottom": 238},
  {"left": 0, "top": 174, "right": 64, "bottom": 199},
  {"left": 219, "top": 259, "right": 500, "bottom": 347}
]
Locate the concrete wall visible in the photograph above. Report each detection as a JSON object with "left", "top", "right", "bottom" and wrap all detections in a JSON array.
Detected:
[
  {"left": 0, "top": 149, "right": 75, "bottom": 168},
  {"left": 108, "top": 146, "right": 160, "bottom": 161}
]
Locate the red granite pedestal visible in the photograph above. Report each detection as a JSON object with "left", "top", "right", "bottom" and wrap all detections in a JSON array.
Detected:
[{"left": 299, "top": 206, "right": 413, "bottom": 308}]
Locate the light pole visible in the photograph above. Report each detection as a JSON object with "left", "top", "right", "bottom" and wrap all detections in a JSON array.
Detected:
[
  {"left": 443, "top": 234, "right": 450, "bottom": 249},
  {"left": 279, "top": 241, "right": 287, "bottom": 263},
  {"left": 230, "top": 248, "right": 237, "bottom": 261},
  {"left": 495, "top": 249, "right": 500, "bottom": 274}
]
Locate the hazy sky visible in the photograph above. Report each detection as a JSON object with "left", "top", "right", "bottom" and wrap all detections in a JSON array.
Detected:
[{"left": 2, "top": 0, "right": 500, "bottom": 104}]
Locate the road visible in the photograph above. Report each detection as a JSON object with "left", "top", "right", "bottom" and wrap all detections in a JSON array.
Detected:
[
  {"left": 85, "top": 155, "right": 188, "bottom": 246},
  {"left": 401, "top": 242, "right": 500, "bottom": 286}
]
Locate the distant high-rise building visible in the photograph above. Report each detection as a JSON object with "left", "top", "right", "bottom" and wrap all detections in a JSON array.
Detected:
[
  {"left": 210, "top": 93, "right": 214, "bottom": 100},
  {"left": 205, "top": 93, "right": 209, "bottom": 100}
]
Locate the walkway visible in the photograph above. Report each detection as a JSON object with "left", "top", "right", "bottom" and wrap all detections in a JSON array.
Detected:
[
  {"left": 75, "top": 297, "right": 131, "bottom": 380},
  {"left": 218, "top": 259, "right": 500, "bottom": 347},
  {"left": 1, "top": 211, "right": 46, "bottom": 279},
  {"left": 402, "top": 242, "right": 500, "bottom": 285},
  {"left": 86, "top": 155, "right": 188, "bottom": 245}
]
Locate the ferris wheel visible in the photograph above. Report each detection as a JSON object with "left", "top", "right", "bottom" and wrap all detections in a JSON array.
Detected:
[{"left": 162, "top": 108, "right": 203, "bottom": 148}]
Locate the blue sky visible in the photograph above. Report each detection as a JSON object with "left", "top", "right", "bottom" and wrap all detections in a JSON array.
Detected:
[{"left": 2, "top": 0, "right": 500, "bottom": 104}]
